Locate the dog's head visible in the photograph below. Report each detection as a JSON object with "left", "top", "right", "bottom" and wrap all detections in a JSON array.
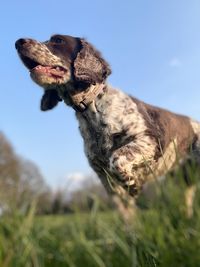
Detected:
[{"left": 15, "top": 34, "right": 111, "bottom": 111}]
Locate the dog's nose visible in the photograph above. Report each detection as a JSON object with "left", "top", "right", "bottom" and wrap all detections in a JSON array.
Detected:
[{"left": 15, "top": 38, "right": 27, "bottom": 50}]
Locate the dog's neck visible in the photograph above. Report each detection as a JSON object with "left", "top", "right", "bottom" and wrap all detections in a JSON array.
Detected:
[{"left": 58, "top": 82, "right": 107, "bottom": 112}]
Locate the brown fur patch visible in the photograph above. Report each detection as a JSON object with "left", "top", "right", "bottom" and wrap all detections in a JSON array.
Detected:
[{"left": 132, "top": 97, "right": 195, "bottom": 160}]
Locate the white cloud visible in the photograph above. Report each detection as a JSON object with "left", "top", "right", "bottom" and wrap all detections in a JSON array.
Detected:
[
  {"left": 169, "top": 57, "right": 182, "bottom": 67},
  {"left": 64, "top": 171, "right": 99, "bottom": 192},
  {"left": 67, "top": 172, "right": 86, "bottom": 183}
]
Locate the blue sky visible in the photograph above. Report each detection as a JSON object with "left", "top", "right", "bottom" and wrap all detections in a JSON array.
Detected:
[{"left": 1, "top": 0, "right": 200, "bottom": 188}]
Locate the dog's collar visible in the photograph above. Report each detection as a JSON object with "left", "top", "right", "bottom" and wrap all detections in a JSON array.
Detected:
[{"left": 69, "top": 83, "right": 106, "bottom": 112}]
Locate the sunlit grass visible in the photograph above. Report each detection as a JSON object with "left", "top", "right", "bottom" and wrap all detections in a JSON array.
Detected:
[{"left": 0, "top": 161, "right": 200, "bottom": 266}]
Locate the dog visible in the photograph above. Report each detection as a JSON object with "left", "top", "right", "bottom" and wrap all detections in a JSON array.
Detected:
[{"left": 15, "top": 34, "right": 200, "bottom": 217}]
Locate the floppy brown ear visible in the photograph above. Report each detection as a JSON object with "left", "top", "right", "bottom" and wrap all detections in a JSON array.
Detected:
[
  {"left": 73, "top": 39, "right": 111, "bottom": 85},
  {"left": 40, "top": 90, "right": 62, "bottom": 111}
]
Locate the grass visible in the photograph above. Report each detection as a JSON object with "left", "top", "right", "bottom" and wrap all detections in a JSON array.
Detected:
[{"left": 1, "top": 164, "right": 200, "bottom": 266}]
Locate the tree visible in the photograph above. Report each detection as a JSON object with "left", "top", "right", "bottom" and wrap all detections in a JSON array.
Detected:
[{"left": 0, "top": 132, "right": 51, "bottom": 214}]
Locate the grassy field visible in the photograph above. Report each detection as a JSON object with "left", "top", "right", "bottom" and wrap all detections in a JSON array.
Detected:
[{"left": 1, "top": 165, "right": 200, "bottom": 266}]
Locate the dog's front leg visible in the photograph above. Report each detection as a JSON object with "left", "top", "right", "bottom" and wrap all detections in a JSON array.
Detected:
[{"left": 109, "top": 139, "right": 156, "bottom": 196}]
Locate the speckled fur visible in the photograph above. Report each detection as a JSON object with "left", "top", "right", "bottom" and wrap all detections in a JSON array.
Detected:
[
  {"left": 16, "top": 34, "right": 200, "bottom": 203},
  {"left": 75, "top": 86, "right": 158, "bottom": 195}
]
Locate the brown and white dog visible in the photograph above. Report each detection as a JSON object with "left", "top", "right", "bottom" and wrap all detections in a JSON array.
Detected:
[{"left": 15, "top": 34, "right": 200, "bottom": 215}]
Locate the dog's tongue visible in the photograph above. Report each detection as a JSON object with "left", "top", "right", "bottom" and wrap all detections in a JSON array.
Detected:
[{"left": 32, "top": 65, "right": 65, "bottom": 78}]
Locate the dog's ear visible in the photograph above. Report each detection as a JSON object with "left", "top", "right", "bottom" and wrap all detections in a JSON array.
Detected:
[
  {"left": 73, "top": 39, "right": 111, "bottom": 85},
  {"left": 40, "top": 90, "right": 62, "bottom": 111}
]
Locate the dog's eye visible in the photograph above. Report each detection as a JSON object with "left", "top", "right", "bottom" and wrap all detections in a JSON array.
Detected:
[{"left": 51, "top": 37, "right": 65, "bottom": 44}]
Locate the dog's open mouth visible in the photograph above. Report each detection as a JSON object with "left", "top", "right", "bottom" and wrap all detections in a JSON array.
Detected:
[
  {"left": 31, "top": 65, "right": 66, "bottom": 79},
  {"left": 20, "top": 55, "right": 67, "bottom": 79}
]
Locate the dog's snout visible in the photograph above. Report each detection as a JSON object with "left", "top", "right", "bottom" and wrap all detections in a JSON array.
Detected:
[{"left": 15, "top": 38, "right": 28, "bottom": 50}]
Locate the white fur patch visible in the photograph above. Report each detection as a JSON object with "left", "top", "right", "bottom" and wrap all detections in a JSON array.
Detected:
[
  {"left": 155, "top": 139, "right": 178, "bottom": 177},
  {"left": 190, "top": 119, "right": 200, "bottom": 135},
  {"left": 190, "top": 119, "right": 200, "bottom": 163}
]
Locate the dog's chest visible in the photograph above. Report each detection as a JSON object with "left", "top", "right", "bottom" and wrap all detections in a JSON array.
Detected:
[
  {"left": 76, "top": 88, "right": 149, "bottom": 170},
  {"left": 77, "top": 106, "right": 112, "bottom": 167}
]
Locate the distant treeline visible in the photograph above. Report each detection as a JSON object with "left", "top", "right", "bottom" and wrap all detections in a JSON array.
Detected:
[{"left": 0, "top": 132, "right": 111, "bottom": 215}]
